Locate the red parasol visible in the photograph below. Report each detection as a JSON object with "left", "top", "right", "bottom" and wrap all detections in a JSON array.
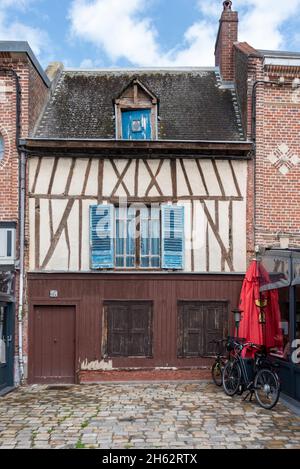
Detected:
[{"left": 238, "top": 260, "right": 283, "bottom": 352}]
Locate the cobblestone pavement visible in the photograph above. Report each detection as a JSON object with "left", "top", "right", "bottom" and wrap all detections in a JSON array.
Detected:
[{"left": 0, "top": 382, "right": 300, "bottom": 449}]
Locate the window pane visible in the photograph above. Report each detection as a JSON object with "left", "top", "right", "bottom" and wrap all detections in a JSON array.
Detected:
[
  {"left": 275, "top": 287, "right": 290, "bottom": 360},
  {"left": 141, "top": 257, "right": 150, "bottom": 268},
  {"left": 151, "top": 257, "right": 160, "bottom": 268},
  {"left": 126, "top": 257, "right": 135, "bottom": 268},
  {"left": 151, "top": 237, "right": 160, "bottom": 256},
  {"left": 116, "top": 257, "right": 124, "bottom": 268},
  {"left": 0, "top": 137, "right": 4, "bottom": 161},
  {"left": 141, "top": 219, "right": 150, "bottom": 256},
  {"left": 296, "top": 286, "right": 300, "bottom": 341}
]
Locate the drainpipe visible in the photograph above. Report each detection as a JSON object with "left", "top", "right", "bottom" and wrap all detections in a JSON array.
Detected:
[
  {"left": 0, "top": 68, "right": 24, "bottom": 383},
  {"left": 18, "top": 150, "right": 26, "bottom": 383}
]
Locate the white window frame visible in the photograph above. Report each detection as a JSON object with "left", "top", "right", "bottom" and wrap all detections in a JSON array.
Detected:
[{"left": 0, "top": 227, "right": 16, "bottom": 265}]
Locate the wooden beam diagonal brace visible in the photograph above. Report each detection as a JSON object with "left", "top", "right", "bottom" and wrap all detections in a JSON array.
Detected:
[
  {"left": 202, "top": 201, "right": 234, "bottom": 272},
  {"left": 144, "top": 159, "right": 164, "bottom": 197},
  {"left": 110, "top": 160, "right": 132, "bottom": 197},
  {"left": 41, "top": 199, "right": 75, "bottom": 270}
]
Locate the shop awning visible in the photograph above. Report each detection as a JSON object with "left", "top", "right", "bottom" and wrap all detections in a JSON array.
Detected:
[{"left": 259, "top": 250, "right": 300, "bottom": 291}]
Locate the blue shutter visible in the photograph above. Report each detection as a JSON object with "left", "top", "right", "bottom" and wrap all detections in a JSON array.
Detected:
[
  {"left": 162, "top": 205, "right": 185, "bottom": 270},
  {"left": 90, "top": 205, "right": 114, "bottom": 269}
]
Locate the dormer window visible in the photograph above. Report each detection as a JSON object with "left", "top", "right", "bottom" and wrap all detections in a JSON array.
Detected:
[{"left": 114, "top": 79, "right": 158, "bottom": 140}]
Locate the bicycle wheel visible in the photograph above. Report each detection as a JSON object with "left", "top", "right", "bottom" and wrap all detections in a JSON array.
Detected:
[
  {"left": 254, "top": 369, "right": 280, "bottom": 410},
  {"left": 212, "top": 361, "right": 223, "bottom": 387},
  {"left": 222, "top": 360, "right": 241, "bottom": 396}
]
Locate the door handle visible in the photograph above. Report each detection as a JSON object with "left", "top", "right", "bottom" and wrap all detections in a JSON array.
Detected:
[{"left": 54, "top": 339, "right": 58, "bottom": 344}]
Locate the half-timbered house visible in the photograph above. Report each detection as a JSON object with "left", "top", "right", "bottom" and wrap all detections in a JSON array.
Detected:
[{"left": 23, "top": 1, "right": 253, "bottom": 384}]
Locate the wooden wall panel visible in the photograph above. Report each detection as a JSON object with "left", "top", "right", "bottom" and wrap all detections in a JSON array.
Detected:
[{"left": 28, "top": 273, "right": 243, "bottom": 372}]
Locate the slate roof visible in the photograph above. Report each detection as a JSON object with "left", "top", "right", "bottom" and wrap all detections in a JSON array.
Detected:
[{"left": 35, "top": 68, "right": 245, "bottom": 141}]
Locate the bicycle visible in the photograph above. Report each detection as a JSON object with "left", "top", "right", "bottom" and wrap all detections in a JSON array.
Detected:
[
  {"left": 222, "top": 341, "right": 281, "bottom": 410},
  {"left": 210, "top": 337, "right": 241, "bottom": 387},
  {"left": 210, "top": 339, "right": 228, "bottom": 387}
]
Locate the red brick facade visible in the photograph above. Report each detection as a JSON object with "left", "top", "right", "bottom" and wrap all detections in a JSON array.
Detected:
[
  {"left": 215, "top": 2, "right": 238, "bottom": 82},
  {"left": 255, "top": 74, "right": 300, "bottom": 249},
  {"left": 0, "top": 56, "right": 48, "bottom": 221},
  {"left": 234, "top": 44, "right": 300, "bottom": 252},
  {"left": 0, "top": 52, "right": 49, "bottom": 383}
]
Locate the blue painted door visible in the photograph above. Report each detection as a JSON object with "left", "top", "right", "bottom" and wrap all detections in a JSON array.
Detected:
[
  {"left": 0, "top": 304, "right": 14, "bottom": 391},
  {"left": 122, "top": 109, "right": 151, "bottom": 140}
]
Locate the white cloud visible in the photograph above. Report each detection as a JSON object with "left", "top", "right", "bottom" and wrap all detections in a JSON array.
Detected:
[
  {"left": 69, "top": 0, "right": 163, "bottom": 66},
  {"left": 0, "top": 0, "right": 49, "bottom": 58},
  {"left": 69, "top": 0, "right": 300, "bottom": 67}
]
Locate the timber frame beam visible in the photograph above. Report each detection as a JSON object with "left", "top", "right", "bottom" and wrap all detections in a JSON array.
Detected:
[{"left": 21, "top": 139, "right": 253, "bottom": 159}]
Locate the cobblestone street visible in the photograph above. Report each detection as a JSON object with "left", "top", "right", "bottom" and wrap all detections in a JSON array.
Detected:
[{"left": 0, "top": 382, "right": 299, "bottom": 449}]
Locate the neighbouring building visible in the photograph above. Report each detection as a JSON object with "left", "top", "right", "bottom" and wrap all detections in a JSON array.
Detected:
[
  {"left": 0, "top": 42, "right": 50, "bottom": 394},
  {"left": 233, "top": 43, "right": 300, "bottom": 402},
  {"left": 6, "top": 1, "right": 299, "bottom": 401}
]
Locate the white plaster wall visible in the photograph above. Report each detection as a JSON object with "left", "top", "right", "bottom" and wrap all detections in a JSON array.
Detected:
[{"left": 28, "top": 157, "right": 248, "bottom": 273}]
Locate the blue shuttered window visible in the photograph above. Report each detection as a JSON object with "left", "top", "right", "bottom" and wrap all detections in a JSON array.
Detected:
[
  {"left": 90, "top": 205, "right": 114, "bottom": 269},
  {"left": 89, "top": 204, "right": 185, "bottom": 271},
  {"left": 162, "top": 205, "right": 185, "bottom": 270}
]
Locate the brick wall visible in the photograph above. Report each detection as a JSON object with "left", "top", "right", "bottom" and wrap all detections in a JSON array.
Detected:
[
  {"left": 0, "top": 54, "right": 49, "bottom": 379},
  {"left": 235, "top": 43, "right": 300, "bottom": 252},
  {"left": 255, "top": 74, "right": 300, "bottom": 249}
]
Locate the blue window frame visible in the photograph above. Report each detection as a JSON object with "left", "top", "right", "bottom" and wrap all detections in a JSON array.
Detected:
[
  {"left": 122, "top": 109, "right": 151, "bottom": 140},
  {"left": 89, "top": 204, "right": 185, "bottom": 271},
  {"left": 115, "top": 206, "right": 160, "bottom": 269}
]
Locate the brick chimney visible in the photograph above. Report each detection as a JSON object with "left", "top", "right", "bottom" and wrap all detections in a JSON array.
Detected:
[{"left": 215, "top": 1, "right": 238, "bottom": 81}]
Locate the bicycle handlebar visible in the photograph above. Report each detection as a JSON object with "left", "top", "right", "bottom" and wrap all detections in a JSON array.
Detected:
[{"left": 242, "top": 342, "right": 261, "bottom": 350}]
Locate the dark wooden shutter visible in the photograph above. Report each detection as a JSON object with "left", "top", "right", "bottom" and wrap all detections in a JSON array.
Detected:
[
  {"left": 178, "top": 302, "right": 204, "bottom": 357},
  {"left": 203, "top": 302, "right": 227, "bottom": 355},
  {"left": 106, "top": 301, "right": 152, "bottom": 357},
  {"left": 107, "top": 303, "right": 129, "bottom": 356},
  {"left": 178, "top": 301, "right": 227, "bottom": 358},
  {"left": 128, "top": 303, "right": 152, "bottom": 357}
]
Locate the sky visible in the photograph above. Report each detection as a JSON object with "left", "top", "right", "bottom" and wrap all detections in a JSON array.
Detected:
[{"left": 1, "top": 0, "right": 300, "bottom": 69}]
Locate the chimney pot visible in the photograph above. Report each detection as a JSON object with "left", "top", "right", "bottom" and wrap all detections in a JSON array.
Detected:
[{"left": 223, "top": 1, "right": 232, "bottom": 10}]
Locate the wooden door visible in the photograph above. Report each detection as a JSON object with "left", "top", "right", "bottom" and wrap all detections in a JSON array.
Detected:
[
  {"left": 31, "top": 305, "right": 75, "bottom": 384},
  {"left": 0, "top": 304, "right": 14, "bottom": 391}
]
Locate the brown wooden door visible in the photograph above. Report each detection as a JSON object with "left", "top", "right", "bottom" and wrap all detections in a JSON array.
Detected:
[{"left": 31, "top": 305, "right": 75, "bottom": 384}]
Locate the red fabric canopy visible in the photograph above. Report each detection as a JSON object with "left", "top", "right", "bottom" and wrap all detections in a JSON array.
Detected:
[{"left": 238, "top": 260, "right": 283, "bottom": 351}]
